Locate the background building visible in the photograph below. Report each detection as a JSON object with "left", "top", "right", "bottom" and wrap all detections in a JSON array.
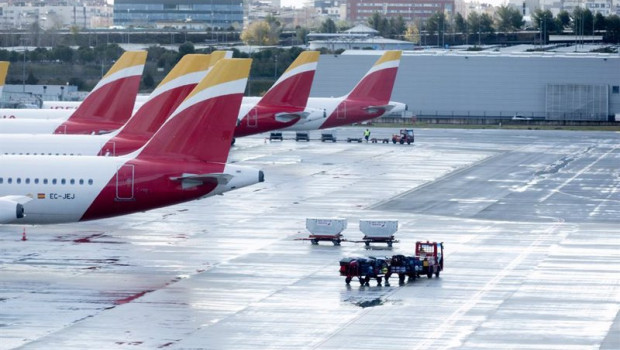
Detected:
[
  {"left": 0, "top": 0, "right": 112, "bottom": 30},
  {"left": 310, "top": 50, "right": 620, "bottom": 121},
  {"left": 345, "top": 0, "right": 455, "bottom": 24},
  {"left": 113, "top": 0, "right": 243, "bottom": 29}
]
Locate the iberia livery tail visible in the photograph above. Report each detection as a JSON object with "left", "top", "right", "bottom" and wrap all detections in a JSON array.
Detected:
[
  {"left": 258, "top": 51, "right": 319, "bottom": 109},
  {"left": 98, "top": 53, "right": 212, "bottom": 156},
  {"left": 54, "top": 51, "right": 147, "bottom": 135},
  {"left": 346, "top": 50, "right": 401, "bottom": 104},
  {"left": 0, "top": 61, "right": 8, "bottom": 98},
  {"left": 318, "top": 50, "right": 401, "bottom": 129},
  {"left": 137, "top": 58, "right": 251, "bottom": 163},
  {"left": 234, "top": 51, "right": 319, "bottom": 137}
]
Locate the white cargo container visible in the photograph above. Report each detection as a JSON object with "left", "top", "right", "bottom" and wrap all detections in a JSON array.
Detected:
[
  {"left": 304, "top": 218, "right": 348, "bottom": 245},
  {"left": 359, "top": 220, "right": 399, "bottom": 247}
]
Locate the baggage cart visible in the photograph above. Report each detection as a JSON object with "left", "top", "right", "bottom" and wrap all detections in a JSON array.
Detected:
[
  {"left": 359, "top": 220, "right": 399, "bottom": 247},
  {"left": 298, "top": 218, "right": 348, "bottom": 245}
]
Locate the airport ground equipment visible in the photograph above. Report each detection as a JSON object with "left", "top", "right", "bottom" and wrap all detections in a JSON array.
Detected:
[
  {"left": 392, "top": 129, "right": 414, "bottom": 144},
  {"left": 416, "top": 241, "right": 444, "bottom": 278},
  {"left": 339, "top": 256, "right": 389, "bottom": 286},
  {"left": 269, "top": 132, "right": 283, "bottom": 141},
  {"left": 346, "top": 137, "right": 363, "bottom": 143},
  {"left": 384, "top": 255, "right": 422, "bottom": 284},
  {"left": 298, "top": 218, "right": 348, "bottom": 245},
  {"left": 321, "top": 133, "right": 337, "bottom": 142},
  {"left": 370, "top": 138, "right": 390, "bottom": 143},
  {"left": 359, "top": 220, "right": 399, "bottom": 247},
  {"left": 295, "top": 132, "right": 310, "bottom": 141}
]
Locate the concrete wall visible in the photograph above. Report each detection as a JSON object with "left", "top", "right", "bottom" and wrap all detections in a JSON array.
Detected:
[{"left": 309, "top": 51, "right": 620, "bottom": 120}]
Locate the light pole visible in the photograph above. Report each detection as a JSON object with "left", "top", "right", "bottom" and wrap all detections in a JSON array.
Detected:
[{"left": 274, "top": 54, "right": 278, "bottom": 79}]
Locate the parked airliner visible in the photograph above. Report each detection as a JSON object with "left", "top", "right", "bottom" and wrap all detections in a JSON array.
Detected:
[
  {"left": 0, "top": 51, "right": 147, "bottom": 134},
  {"left": 0, "top": 53, "right": 214, "bottom": 156},
  {"left": 235, "top": 50, "right": 405, "bottom": 135},
  {"left": 0, "top": 58, "right": 262, "bottom": 225},
  {"left": 0, "top": 51, "right": 320, "bottom": 154}
]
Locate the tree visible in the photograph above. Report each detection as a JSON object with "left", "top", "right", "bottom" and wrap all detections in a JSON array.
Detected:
[
  {"left": 426, "top": 11, "right": 447, "bottom": 36},
  {"left": 25, "top": 70, "right": 38, "bottom": 85},
  {"left": 594, "top": 13, "right": 605, "bottom": 32},
  {"left": 241, "top": 21, "right": 278, "bottom": 45},
  {"left": 572, "top": 8, "right": 593, "bottom": 36},
  {"left": 467, "top": 12, "right": 481, "bottom": 37},
  {"left": 496, "top": 5, "right": 520, "bottom": 32},
  {"left": 532, "top": 8, "right": 557, "bottom": 40},
  {"left": 557, "top": 10, "right": 571, "bottom": 32},
  {"left": 178, "top": 41, "right": 195, "bottom": 57},
  {"left": 404, "top": 23, "right": 420, "bottom": 44},
  {"left": 604, "top": 14, "right": 620, "bottom": 43},
  {"left": 295, "top": 26, "right": 309, "bottom": 45},
  {"left": 455, "top": 13, "right": 467, "bottom": 35},
  {"left": 480, "top": 13, "right": 495, "bottom": 34},
  {"left": 142, "top": 71, "right": 155, "bottom": 90},
  {"left": 320, "top": 18, "right": 337, "bottom": 33}
]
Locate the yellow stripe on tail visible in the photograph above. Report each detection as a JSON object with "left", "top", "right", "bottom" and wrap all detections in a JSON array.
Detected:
[{"left": 103, "top": 51, "right": 147, "bottom": 78}]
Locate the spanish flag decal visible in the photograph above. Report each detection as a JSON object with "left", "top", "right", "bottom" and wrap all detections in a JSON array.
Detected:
[{"left": 37, "top": 193, "right": 45, "bottom": 199}]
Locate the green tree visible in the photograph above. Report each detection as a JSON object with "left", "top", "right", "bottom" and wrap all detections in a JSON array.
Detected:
[
  {"left": 467, "top": 12, "right": 481, "bottom": 36},
  {"left": 295, "top": 26, "right": 309, "bottom": 45},
  {"left": 25, "top": 70, "right": 38, "bottom": 85},
  {"left": 426, "top": 11, "right": 447, "bottom": 36},
  {"left": 572, "top": 8, "right": 594, "bottom": 35},
  {"left": 320, "top": 17, "right": 337, "bottom": 33},
  {"left": 455, "top": 13, "right": 467, "bottom": 35},
  {"left": 142, "top": 71, "right": 155, "bottom": 90},
  {"left": 77, "top": 46, "right": 95, "bottom": 63},
  {"left": 605, "top": 14, "right": 620, "bottom": 42},
  {"left": 51, "top": 45, "right": 74, "bottom": 63},
  {"left": 557, "top": 10, "right": 571, "bottom": 32},
  {"left": 480, "top": 13, "right": 495, "bottom": 33},
  {"left": 594, "top": 12, "right": 605, "bottom": 32},
  {"left": 178, "top": 41, "right": 195, "bottom": 57},
  {"left": 532, "top": 9, "right": 557, "bottom": 37}
]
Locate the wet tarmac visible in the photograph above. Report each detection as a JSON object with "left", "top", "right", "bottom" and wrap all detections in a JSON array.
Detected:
[{"left": 1, "top": 127, "right": 619, "bottom": 349}]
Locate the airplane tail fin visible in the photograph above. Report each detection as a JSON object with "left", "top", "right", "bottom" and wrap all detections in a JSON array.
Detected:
[
  {"left": 257, "top": 51, "right": 319, "bottom": 109},
  {"left": 345, "top": 51, "right": 401, "bottom": 104},
  {"left": 137, "top": 58, "right": 251, "bottom": 163},
  {"left": 0, "top": 61, "right": 8, "bottom": 98},
  {"left": 114, "top": 53, "right": 211, "bottom": 138},
  {"left": 55, "top": 51, "right": 147, "bottom": 134}
]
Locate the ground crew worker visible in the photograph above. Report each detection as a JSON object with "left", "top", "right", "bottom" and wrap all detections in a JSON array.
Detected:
[{"left": 364, "top": 128, "right": 371, "bottom": 142}]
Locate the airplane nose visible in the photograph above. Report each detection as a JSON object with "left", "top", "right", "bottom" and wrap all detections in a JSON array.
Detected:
[{"left": 259, "top": 170, "right": 265, "bottom": 183}]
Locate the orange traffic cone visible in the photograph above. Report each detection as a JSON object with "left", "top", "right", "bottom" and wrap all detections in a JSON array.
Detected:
[{"left": 21, "top": 228, "right": 27, "bottom": 241}]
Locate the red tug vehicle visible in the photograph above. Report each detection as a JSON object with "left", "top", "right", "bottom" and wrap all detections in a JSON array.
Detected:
[{"left": 416, "top": 241, "right": 444, "bottom": 278}]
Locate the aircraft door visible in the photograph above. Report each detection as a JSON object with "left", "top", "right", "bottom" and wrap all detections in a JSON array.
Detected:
[
  {"left": 336, "top": 102, "right": 346, "bottom": 120},
  {"left": 115, "top": 164, "right": 134, "bottom": 200},
  {"left": 247, "top": 107, "right": 258, "bottom": 128},
  {"left": 101, "top": 141, "right": 115, "bottom": 156}
]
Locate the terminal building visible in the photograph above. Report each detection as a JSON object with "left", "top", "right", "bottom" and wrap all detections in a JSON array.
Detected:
[
  {"left": 113, "top": 0, "right": 243, "bottom": 29},
  {"left": 310, "top": 49, "right": 620, "bottom": 121}
]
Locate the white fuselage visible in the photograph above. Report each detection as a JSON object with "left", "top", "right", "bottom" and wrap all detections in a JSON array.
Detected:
[{"left": 0, "top": 155, "right": 260, "bottom": 224}]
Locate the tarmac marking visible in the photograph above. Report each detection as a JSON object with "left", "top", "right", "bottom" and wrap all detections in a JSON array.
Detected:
[{"left": 539, "top": 145, "right": 618, "bottom": 203}]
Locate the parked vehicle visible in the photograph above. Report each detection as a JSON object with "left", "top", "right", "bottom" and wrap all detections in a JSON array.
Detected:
[
  {"left": 416, "top": 241, "right": 443, "bottom": 278},
  {"left": 392, "top": 129, "right": 414, "bottom": 144}
]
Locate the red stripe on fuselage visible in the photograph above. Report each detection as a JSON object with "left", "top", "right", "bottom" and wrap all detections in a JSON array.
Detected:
[
  {"left": 54, "top": 76, "right": 142, "bottom": 134},
  {"left": 80, "top": 159, "right": 223, "bottom": 222},
  {"left": 234, "top": 105, "right": 302, "bottom": 137}
]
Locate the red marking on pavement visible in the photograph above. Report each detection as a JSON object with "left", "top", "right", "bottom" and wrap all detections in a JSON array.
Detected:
[{"left": 115, "top": 290, "right": 152, "bottom": 305}]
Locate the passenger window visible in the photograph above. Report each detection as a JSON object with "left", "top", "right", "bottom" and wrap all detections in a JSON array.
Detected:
[
  {"left": 8, "top": 178, "right": 12, "bottom": 184},
  {"left": 88, "top": 179, "right": 94, "bottom": 185},
  {"left": 70, "top": 179, "right": 75, "bottom": 185},
  {"left": 43, "top": 179, "right": 48, "bottom": 184},
  {"left": 0, "top": 177, "right": 3, "bottom": 184},
  {"left": 16, "top": 178, "right": 21, "bottom": 184},
  {"left": 52, "top": 179, "right": 57, "bottom": 185},
  {"left": 79, "top": 179, "right": 84, "bottom": 185},
  {"left": 34, "top": 178, "right": 39, "bottom": 184},
  {"left": 25, "top": 178, "right": 30, "bottom": 184},
  {"left": 61, "top": 179, "right": 66, "bottom": 185}
]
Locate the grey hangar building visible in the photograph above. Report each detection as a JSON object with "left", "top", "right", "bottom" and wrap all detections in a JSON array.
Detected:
[{"left": 309, "top": 50, "right": 620, "bottom": 122}]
